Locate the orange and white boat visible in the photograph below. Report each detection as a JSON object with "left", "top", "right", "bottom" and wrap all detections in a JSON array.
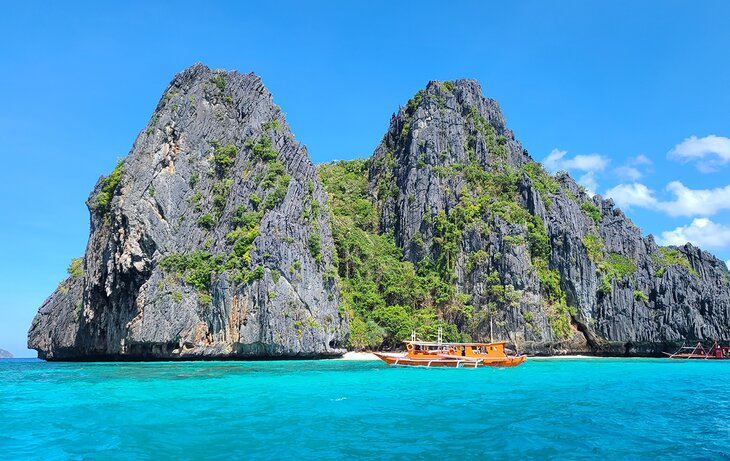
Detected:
[
  {"left": 374, "top": 333, "right": 526, "bottom": 369},
  {"left": 663, "top": 341, "right": 730, "bottom": 359}
]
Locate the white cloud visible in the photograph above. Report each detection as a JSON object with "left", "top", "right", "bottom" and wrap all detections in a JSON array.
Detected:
[
  {"left": 632, "top": 154, "right": 652, "bottom": 166},
  {"left": 657, "top": 218, "right": 730, "bottom": 249},
  {"left": 727, "top": 260, "right": 730, "bottom": 270},
  {"left": 614, "top": 166, "right": 642, "bottom": 181},
  {"left": 605, "top": 183, "right": 657, "bottom": 210},
  {"left": 655, "top": 182, "right": 730, "bottom": 217},
  {"left": 544, "top": 149, "right": 609, "bottom": 173},
  {"left": 613, "top": 155, "right": 653, "bottom": 181},
  {"left": 668, "top": 135, "right": 730, "bottom": 172},
  {"left": 544, "top": 148, "right": 609, "bottom": 195},
  {"left": 577, "top": 171, "right": 598, "bottom": 195},
  {"left": 604, "top": 181, "right": 730, "bottom": 217}
]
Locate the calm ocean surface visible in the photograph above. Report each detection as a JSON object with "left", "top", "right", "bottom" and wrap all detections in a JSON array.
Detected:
[{"left": 2, "top": 357, "right": 730, "bottom": 460}]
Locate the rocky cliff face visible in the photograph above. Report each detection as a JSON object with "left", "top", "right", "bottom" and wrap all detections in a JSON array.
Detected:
[
  {"left": 29, "top": 64, "right": 346, "bottom": 360},
  {"left": 30, "top": 69, "right": 730, "bottom": 359},
  {"left": 367, "top": 79, "right": 730, "bottom": 355}
]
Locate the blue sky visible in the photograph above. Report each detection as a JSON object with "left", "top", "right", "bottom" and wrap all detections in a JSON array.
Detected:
[{"left": 1, "top": 1, "right": 729, "bottom": 356}]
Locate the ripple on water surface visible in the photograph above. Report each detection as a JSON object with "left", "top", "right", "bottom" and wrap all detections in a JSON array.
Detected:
[{"left": 2, "top": 358, "right": 730, "bottom": 460}]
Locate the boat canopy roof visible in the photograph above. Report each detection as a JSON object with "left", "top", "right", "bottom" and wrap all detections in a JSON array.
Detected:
[{"left": 405, "top": 340, "right": 507, "bottom": 347}]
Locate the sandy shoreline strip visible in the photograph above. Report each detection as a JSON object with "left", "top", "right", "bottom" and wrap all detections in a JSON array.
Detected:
[
  {"left": 527, "top": 355, "right": 594, "bottom": 359},
  {"left": 336, "top": 352, "right": 379, "bottom": 361}
]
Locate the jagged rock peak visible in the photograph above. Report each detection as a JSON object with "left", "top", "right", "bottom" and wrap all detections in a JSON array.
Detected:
[
  {"left": 365, "top": 77, "right": 730, "bottom": 356},
  {"left": 29, "top": 63, "right": 346, "bottom": 361},
  {"left": 368, "top": 78, "right": 531, "bottom": 256},
  {"left": 387, "top": 79, "right": 519, "bottom": 153},
  {"left": 159, "top": 63, "right": 271, "bottom": 114}
]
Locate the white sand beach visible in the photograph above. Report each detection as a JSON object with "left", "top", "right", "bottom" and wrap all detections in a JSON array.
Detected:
[
  {"left": 337, "top": 352, "right": 379, "bottom": 360},
  {"left": 527, "top": 355, "right": 616, "bottom": 359}
]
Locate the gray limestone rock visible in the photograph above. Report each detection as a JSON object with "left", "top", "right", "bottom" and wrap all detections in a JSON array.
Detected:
[
  {"left": 368, "top": 79, "right": 730, "bottom": 355},
  {"left": 29, "top": 70, "right": 730, "bottom": 359},
  {"left": 28, "top": 64, "right": 347, "bottom": 360}
]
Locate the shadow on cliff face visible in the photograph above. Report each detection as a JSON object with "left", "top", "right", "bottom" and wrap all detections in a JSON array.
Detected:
[
  {"left": 29, "top": 66, "right": 730, "bottom": 360},
  {"left": 29, "top": 63, "right": 347, "bottom": 361}
]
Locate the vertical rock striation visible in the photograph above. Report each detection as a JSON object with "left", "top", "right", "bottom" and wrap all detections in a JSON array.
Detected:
[
  {"left": 29, "top": 64, "right": 346, "bottom": 360},
  {"left": 367, "top": 79, "right": 730, "bottom": 355},
  {"left": 30, "top": 70, "right": 730, "bottom": 358}
]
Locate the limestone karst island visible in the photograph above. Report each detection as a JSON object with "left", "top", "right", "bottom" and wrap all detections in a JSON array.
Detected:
[
  {"left": 4, "top": 3, "right": 730, "bottom": 459},
  {"left": 28, "top": 64, "right": 730, "bottom": 361}
]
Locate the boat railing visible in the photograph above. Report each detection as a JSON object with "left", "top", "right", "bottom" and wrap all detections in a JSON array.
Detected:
[{"left": 667, "top": 340, "right": 730, "bottom": 359}]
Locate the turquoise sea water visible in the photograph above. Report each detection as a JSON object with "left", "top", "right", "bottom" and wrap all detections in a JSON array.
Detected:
[{"left": 2, "top": 358, "right": 730, "bottom": 460}]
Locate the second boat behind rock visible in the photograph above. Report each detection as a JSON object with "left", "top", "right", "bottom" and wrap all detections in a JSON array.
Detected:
[{"left": 374, "top": 338, "right": 526, "bottom": 368}]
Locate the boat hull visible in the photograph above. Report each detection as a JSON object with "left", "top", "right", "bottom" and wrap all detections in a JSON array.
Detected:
[
  {"left": 662, "top": 352, "right": 729, "bottom": 360},
  {"left": 663, "top": 342, "right": 730, "bottom": 359},
  {"left": 374, "top": 352, "right": 526, "bottom": 368}
]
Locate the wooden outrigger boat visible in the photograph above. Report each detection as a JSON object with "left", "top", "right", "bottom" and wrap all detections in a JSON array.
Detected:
[
  {"left": 663, "top": 341, "right": 730, "bottom": 360},
  {"left": 374, "top": 329, "right": 526, "bottom": 368}
]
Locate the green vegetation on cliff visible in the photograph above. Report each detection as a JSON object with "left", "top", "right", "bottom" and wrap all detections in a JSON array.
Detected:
[
  {"left": 160, "top": 134, "right": 285, "bottom": 300},
  {"left": 320, "top": 94, "right": 583, "bottom": 347},
  {"left": 212, "top": 143, "right": 238, "bottom": 175},
  {"left": 67, "top": 258, "right": 84, "bottom": 279},
  {"left": 318, "top": 159, "right": 463, "bottom": 349},
  {"left": 92, "top": 159, "right": 124, "bottom": 216},
  {"left": 319, "top": 147, "right": 576, "bottom": 348},
  {"left": 653, "top": 247, "right": 698, "bottom": 277}
]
